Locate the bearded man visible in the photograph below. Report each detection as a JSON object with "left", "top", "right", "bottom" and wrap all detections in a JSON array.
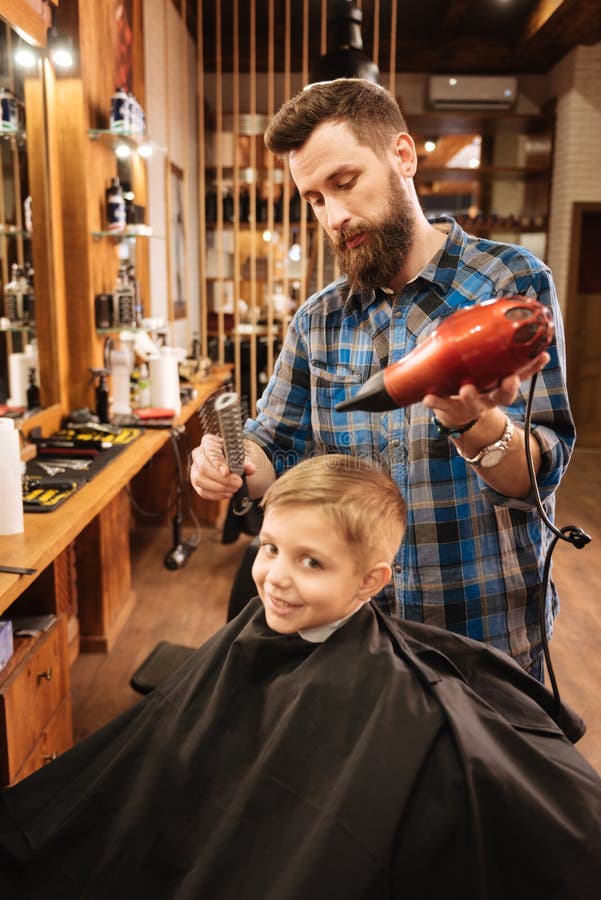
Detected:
[{"left": 191, "top": 78, "right": 574, "bottom": 680}]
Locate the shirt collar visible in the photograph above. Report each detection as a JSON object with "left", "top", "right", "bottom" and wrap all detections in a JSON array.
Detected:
[{"left": 298, "top": 602, "right": 366, "bottom": 644}]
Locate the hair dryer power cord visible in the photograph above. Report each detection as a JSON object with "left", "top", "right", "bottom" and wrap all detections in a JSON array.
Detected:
[{"left": 523, "top": 374, "right": 591, "bottom": 717}]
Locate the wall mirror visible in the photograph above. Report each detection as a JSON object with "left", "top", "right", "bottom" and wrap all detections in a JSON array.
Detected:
[
  {"left": 0, "top": 15, "right": 35, "bottom": 411},
  {"left": 0, "top": 4, "right": 62, "bottom": 428}
]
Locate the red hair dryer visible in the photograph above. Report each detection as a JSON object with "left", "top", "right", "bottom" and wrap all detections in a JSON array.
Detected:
[{"left": 335, "top": 296, "right": 554, "bottom": 412}]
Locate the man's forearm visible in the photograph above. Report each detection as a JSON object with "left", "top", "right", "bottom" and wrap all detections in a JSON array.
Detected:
[{"left": 451, "top": 408, "right": 541, "bottom": 499}]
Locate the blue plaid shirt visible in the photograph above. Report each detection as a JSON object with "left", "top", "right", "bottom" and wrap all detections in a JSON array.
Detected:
[{"left": 246, "top": 217, "right": 575, "bottom": 668}]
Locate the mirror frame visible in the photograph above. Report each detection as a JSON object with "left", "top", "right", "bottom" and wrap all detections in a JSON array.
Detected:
[{"left": 0, "top": 0, "right": 67, "bottom": 432}]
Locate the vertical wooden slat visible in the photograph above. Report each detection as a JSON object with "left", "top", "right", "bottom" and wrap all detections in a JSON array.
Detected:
[
  {"left": 180, "top": 0, "right": 191, "bottom": 345},
  {"left": 284, "top": 0, "right": 291, "bottom": 103},
  {"left": 276, "top": 0, "right": 291, "bottom": 344},
  {"left": 320, "top": 0, "right": 327, "bottom": 54},
  {"left": 372, "top": 0, "right": 380, "bottom": 68},
  {"left": 248, "top": 0, "right": 258, "bottom": 413},
  {"left": 163, "top": 0, "right": 173, "bottom": 325},
  {"left": 232, "top": 0, "right": 241, "bottom": 397},
  {"left": 315, "top": 0, "right": 327, "bottom": 290},
  {"left": 296, "top": 0, "right": 309, "bottom": 315},
  {"left": 388, "top": 0, "right": 397, "bottom": 95},
  {"left": 214, "top": 0, "right": 225, "bottom": 365},
  {"left": 197, "top": 0, "right": 208, "bottom": 358},
  {"left": 265, "top": 0, "right": 275, "bottom": 377}
]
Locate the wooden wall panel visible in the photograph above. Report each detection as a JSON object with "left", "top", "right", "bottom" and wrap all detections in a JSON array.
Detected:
[
  {"left": 51, "top": 0, "right": 150, "bottom": 412},
  {"left": 0, "top": 0, "right": 52, "bottom": 47}
]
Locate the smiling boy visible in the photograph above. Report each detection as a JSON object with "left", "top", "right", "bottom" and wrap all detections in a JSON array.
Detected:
[
  {"left": 0, "top": 455, "right": 600, "bottom": 899},
  {"left": 253, "top": 453, "right": 404, "bottom": 638}
]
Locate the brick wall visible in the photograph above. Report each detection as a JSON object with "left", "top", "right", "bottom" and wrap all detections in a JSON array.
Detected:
[{"left": 547, "top": 42, "right": 601, "bottom": 313}]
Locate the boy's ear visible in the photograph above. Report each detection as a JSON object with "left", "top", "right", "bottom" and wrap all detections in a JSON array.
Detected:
[{"left": 357, "top": 562, "right": 393, "bottom": 600}]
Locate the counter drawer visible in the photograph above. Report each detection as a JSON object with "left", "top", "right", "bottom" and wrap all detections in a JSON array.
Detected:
[
  {"left": 10, "top": 693, "right": 73, "bottom": 786},
  {"left": 0, "top": 618, "right": 71, "bottom": 784}
]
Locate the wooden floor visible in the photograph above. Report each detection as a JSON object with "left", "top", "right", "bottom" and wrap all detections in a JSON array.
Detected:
[{"left": 71, "top": 447, "right": 601, "bottom": 773}]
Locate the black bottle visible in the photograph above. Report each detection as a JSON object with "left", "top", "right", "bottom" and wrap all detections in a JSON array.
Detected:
[
  {"left": 26, "top": 367, "right": 40, "bottom": 410},
  {"left": 91, "top": 367, "right": 110, "bottom": 423}
]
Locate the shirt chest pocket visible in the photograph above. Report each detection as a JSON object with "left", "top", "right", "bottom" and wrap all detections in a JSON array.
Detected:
[
  {"left": 307, "top": 359, "right": 380, "bottom": 451},
  {"left": 308, "top": 359, "right": 363, "bottom": 403}
]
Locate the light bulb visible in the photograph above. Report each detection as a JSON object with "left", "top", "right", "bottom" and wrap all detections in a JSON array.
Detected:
[{"left": 15, "top": 47, "right": 37, "bottom": 69}]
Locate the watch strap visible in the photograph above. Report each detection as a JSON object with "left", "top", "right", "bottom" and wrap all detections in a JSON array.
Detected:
[{"left": 432, "top": 414, "right": 480, "bottom": 438}]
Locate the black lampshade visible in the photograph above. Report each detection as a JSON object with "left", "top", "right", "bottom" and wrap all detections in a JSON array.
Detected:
[{"left": 310, "top": 0, "right": 380, "bottom": 85}]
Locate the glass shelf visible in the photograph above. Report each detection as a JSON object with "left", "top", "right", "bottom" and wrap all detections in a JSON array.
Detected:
[
  {"left": 0, "top": 225, "right": 30, "bottom": 238},
  {"left": 92, "top": 225, "right": 154, "bottom": 240},
  {"left": 0, "top": 321, "right": 36, "bottom": 333},
  {"left": 95, "top": 325, "right": 148, "bottom": 335},
  {"left": 88, "top": 129, "right": 166, "bottom": 153},
  {"left": 0, "top": 128, "right": 26, "bottom": 145}
]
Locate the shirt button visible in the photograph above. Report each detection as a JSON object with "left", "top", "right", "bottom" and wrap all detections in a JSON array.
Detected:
[
  {"left": 390, "top": 438, "right": 401, "bottom": 448},
  {"left": 395, "top": 310, "right": 403, "bottom": 318},
  {"left": 393, "top": 564, "right": 402, "bottom": 573}
]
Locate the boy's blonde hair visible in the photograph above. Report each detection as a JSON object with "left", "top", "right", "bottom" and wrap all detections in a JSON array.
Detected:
[{"left": 261, "top": 454, "right": 406, "bottom": 570}]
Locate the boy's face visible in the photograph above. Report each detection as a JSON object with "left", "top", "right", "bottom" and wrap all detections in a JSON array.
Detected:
[{"left": 252, "top": 504, "right": 379, "bottom": 634}]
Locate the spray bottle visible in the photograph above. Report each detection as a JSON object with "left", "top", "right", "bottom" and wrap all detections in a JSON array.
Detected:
[{"left": 90, "top": 367, "right": 110, "bottom": 423}]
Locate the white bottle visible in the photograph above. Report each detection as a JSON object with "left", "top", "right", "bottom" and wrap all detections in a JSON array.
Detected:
[
  {"left": 0, "top": 419, "right": 24, "bottom": 534},
  {"left": 109, "top": 343, "right": 134, "bottom": 415}
]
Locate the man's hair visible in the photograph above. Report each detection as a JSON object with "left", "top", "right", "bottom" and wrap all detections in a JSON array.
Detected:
[
  {"left": 264, "top": 78, "right": 408, "bottom": 158},
  {"left": 261, "top": 454, "right": 406, "bottom": 568}
]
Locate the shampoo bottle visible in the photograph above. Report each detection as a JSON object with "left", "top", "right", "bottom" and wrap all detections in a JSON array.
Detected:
[{"left": 0, "top": 418, "right": 24, "bottom": 534}]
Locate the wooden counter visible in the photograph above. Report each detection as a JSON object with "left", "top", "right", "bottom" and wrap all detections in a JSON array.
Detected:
[{"left": 0, "top": 369, "right": 230, "bottom": 645}]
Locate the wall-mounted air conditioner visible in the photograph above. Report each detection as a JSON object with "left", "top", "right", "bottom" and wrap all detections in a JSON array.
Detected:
[{"left": 428, "top": 75, "right": 518, "bottom": 110}]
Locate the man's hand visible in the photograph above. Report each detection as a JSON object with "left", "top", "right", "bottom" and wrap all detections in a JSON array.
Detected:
[{"left": 190, "top": 433, "right": 257, "bottom": 502}]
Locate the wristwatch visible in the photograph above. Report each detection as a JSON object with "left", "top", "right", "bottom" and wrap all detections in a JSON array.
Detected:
[{"left": 456, "top": 416, "right": 515, "bottom": 468}]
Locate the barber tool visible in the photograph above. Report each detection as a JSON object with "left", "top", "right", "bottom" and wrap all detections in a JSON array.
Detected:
[
  {"left": 65, "top": 421, "right": 122, "bottom": 436},
  {"left": 0, "top": 564, "right": 37, "bottom": 576},
  {"left": 36, "top": 459, "right": 93, "bottom": 475},
  {"left": 22, "top": 479, "right": 79, "bottom": 511},
  {"left": 36, "top": 446, "right": 99, "bottom": 459},
  {"left": 335, "top": 296, "right": 554, "bottom": 412},
  {"left": 214, "top": 391, "right": 252, "bottom": 516},
  {"left": 31, "top": 437, "right": 113, "bottom": 451}
]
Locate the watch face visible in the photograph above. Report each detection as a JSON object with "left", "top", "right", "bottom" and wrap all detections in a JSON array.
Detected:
[{"left": 479, "top": 447, "right": 506, "bottom": 468}]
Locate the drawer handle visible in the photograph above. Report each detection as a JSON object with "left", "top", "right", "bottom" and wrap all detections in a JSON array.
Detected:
[
  {"left": 42, "top": 752, "right": 57, "bottom": 764},
  {"left": 37, "top": 667, "right": 53, "bottom": 683}
]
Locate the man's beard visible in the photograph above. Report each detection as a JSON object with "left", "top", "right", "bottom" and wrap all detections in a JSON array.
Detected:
[{"left": 330, "top": 171, "right": 416, "bottom": 291}]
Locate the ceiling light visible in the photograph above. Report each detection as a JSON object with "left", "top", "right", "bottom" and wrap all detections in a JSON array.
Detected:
[
  {"left": 424, "top": 140, "right": 437, "bottom": 153},
  {"left": 137, "top": 142, "right": 153, "bottom": 159},
  {"left": 47, "top": 27, "right": 75, "bottom": 70},
  {"left": 288, "top": 242, "right": 302, "bottom": 262},
  {"left": 14, "top": 46, "right": 38, "bottom": 70},
  {"left": 309, "top": 0, "right": 379, "bottom": 85},
  {"left": 115, "top": 143, "right": 131, "bottom": 159}
]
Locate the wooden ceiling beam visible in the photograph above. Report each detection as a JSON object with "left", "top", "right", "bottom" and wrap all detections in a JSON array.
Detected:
[
  {"left": 519, "top": 0, "right": 565, "bottom": 46},
  {"left": 516, "top": 0, "right": 601, "bottom": 55}
]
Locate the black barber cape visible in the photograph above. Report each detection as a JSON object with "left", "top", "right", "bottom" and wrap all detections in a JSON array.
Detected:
[{"left": 1, "top": 599, "right": 600, "bottom": 900}]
